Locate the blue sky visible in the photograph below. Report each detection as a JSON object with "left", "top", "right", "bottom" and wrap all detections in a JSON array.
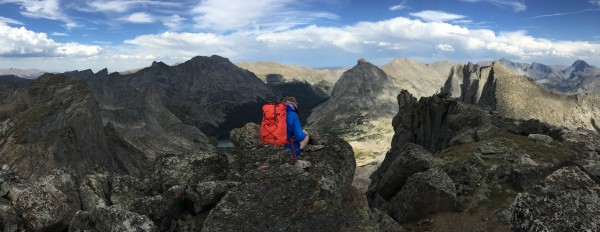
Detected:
[{"left": 0, "top": 0, "right": 599, "bottom": 72}]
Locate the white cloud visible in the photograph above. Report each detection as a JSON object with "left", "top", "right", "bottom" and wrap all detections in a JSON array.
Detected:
[
  {"left": 436, "top": 44, "right": 454, "bottom": 51},
  {"left": 409, "top": 10, "right": 466, "bottom": 22},
  {"left": 163, "top": 15, "right": 185, "bottom": 30},
  {"left": 460, "top": 0, "right": 526, "bottom": 12},
  {"left": 121, "top": 12, "right": 155, "bottom": 23},
  {"left": 84, "top": 0, "right": 182, "bottom": 13},
  {"left": 0, "top": 16, "right": 23, "bottom": 25},
  {"left": 0, "top": 24, "right": 101, "bottom": 57},
  {"left": 123, "top": 31, "right": 239, "bottom": 57},
  {"left": 0, "top": 0, "right": 79, "bottom": 28},
  {"left": 591, "top": 0, "right": 600, "bottom": 6},
  {"left": 192, "top": 0, "right": 338, "bottom": 31},
  {"left": 389, "top": 1, "right": 408, "bottom": 11},
  {"left": 52, "top": 32, "right": 68, "bottom": 36},
  {"left": 530, "top": 9, "right": 600, "bottom": 19}
]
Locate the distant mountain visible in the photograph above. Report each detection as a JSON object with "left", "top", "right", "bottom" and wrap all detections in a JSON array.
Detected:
[
  {"left": 381, "top": 58, "right": 454, "bottom": 98},
  {"left": 0, "top": 75, "right": 34, "bottom": 86},
  {"left": 0, "top": 74, "right": 147, "bottom": 179},
  {"left": 308, "top": 58, "right": 456, "bottom": 165},
  {"left": 308, "top": 59, "right": 398, "bottom": 165},
  {"left": 484, "top": 59, "right": 600, "bottom": 93},
  {"left": 65, "top": 55, "right": 274, "bottom": 155},
  {"left": 442, "top": 62, "right": 600, "bottom": 131},
  {"left": 235, "top": 61, "right": 346, "bottom": 95},
  {"left": 0, "top": 68, "right": 45, "bottom": 79}
]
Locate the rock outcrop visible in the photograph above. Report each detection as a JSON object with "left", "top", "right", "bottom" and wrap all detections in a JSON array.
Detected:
[
  {"left": 511, "top": 166, "right": 600, "bottom": 231},
  {"left": 203, "top": 135, "right": 403, "bottom": 231},
  {"left": 0, "top": 74, "right": 147, "bottom": 179},
  {"left": 368, "top": 90, "right": 600, "bottom": 231},
  {"left": 442, "top": 62, "right": 600, "bottom": 132}
]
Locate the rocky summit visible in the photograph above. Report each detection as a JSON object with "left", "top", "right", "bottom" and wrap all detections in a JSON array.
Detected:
[{"left": 367, "top": 90, "right": 600, "bottom": 231}]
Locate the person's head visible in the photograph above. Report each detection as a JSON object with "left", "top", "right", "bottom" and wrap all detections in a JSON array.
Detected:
[{"left": 283, "top": 96, "right": 298, "bottom": 109}]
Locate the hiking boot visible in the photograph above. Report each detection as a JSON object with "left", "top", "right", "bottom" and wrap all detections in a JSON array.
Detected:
[{"left": 303, "top": 144, "right": 325, "bottom": 152}]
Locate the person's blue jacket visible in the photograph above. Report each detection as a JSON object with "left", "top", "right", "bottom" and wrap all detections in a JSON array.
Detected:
[{"left": 284, "top": 104, "right": 306, "bottom": 156}]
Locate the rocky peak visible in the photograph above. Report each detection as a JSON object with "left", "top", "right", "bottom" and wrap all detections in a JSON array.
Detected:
[
  {"left": 571, "top": 60, "right": 591, "bottom": 72},
  {"left": 528, "top": 62, "right": 552, "bottom": 73}
]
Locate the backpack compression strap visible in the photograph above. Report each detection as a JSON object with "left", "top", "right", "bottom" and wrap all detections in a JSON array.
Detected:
[{"left": 289, "top": 139, "right": 297, "bottom": 163}]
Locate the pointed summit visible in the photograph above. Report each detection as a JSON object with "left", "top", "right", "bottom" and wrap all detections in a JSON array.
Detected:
[{"left": 571, "top": 60, "right": 591, "bottom": 72}]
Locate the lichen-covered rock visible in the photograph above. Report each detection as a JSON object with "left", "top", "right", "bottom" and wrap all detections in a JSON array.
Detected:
[
  {"left": 527, "top": 133, "right": 553, "bottom": 144},
  {"left": 371, "top": 208, "right": 405, "bottom": 232},
  {"left": 443, "top": 154, "right": 486, "bottom": 195},
  {"left": 79, "top": 171, "right": 149, "bottom": 210},
  {"left": 69, "top": 206, "right": 158, "bottom": 232},
  {"left": 185, "top": 181, "right": 240, "bottom": 213},
  {"left": 151, "top": 151, "right": 228, "bottom": 192},
  {"left": 367, "top": 144, "right": 433, "bottom": 205},
  {"left": 0, "top": 199, "right": 21, "bottom": 232},
  {"left": 201, "top": 138, "right": 359, "bottom": 231},
  {"left": 230, "top": 123, "right": 266, "bottom": 149},
  {"left": 510, "top": 166, "right": 600, "bottom": 231},
  {"left": 9, "top": 171, "right": 80, "bottom": 231},
  {"left": 389, "top": 168, "right": 457, "bottom": 223},
  {"left": 128, "top": 185, "right": 185, "bottom": 231}
]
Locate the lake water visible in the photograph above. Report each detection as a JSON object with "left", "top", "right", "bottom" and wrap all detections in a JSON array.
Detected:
[{"left": 217, "top": 138, "right": 234, "bottom": 148}]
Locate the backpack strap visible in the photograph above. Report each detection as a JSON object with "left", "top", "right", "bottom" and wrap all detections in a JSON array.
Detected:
[{"left": 289, "top": 139, "right": 297, "bottom": 163}]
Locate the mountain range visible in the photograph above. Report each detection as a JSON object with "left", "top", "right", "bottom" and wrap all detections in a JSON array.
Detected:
[
  {"left": 484, "top": 58, "right": 600, "bottom": 93},
  {"left": 0, "top": 68, "right": 45, "bottom": 79},
  {"left": 1, "top": 55, "right": 600, "bottom": 231}
]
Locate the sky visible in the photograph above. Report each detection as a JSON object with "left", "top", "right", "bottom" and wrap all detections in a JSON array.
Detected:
[{"left": 0, "top": 0, "right": 599, "bottom": 72}]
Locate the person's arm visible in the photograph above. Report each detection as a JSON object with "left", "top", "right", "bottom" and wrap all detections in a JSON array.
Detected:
[{"left": 290, "top": 111, "right": 307, "bottom": 141}]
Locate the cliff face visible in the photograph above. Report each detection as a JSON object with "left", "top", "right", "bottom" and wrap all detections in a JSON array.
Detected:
[
  {"left": 442, "top": 62, "right": 600, "bottom": 131},
  {"left": 65, "top": 55, "right": 279, "bottom": 156},
  {"left": 0, "top": 74, "right": 147, "bottom": 179}
]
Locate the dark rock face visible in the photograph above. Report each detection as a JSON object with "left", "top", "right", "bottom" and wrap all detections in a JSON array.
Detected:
[
  {"left": 0, "top": 74, "right": 147, "bottom": 179},
  {"left": 151, "top": 151, "right": 228, "bottom": 192},
  {"left": 389, "top": 168, "right": 456, "bottom": 223},
  {"left": 391, "top": 90, "right": 494, "bottom": 154},
  {"left": 65, "top": 55, "right": 276, "bottom": 141},
  {"left": 510, "top": 166, "right": 600, "bottom": 231},
  {"left": 0, "top": 75, "right": 33, "bottom": 86},
  {"left": 368, "top": 144, "right": 433, "bottom": 203},
  {"left": 69, "top": 206, "right": 158, "bottom": 232},
  {"left": 202, "top": 138, "right": 391, "bottom": 231}
]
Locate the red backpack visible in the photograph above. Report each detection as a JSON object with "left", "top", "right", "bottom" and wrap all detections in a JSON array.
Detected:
[{"left": 260, "top": 102, "right": 288, "bottom": 146}]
